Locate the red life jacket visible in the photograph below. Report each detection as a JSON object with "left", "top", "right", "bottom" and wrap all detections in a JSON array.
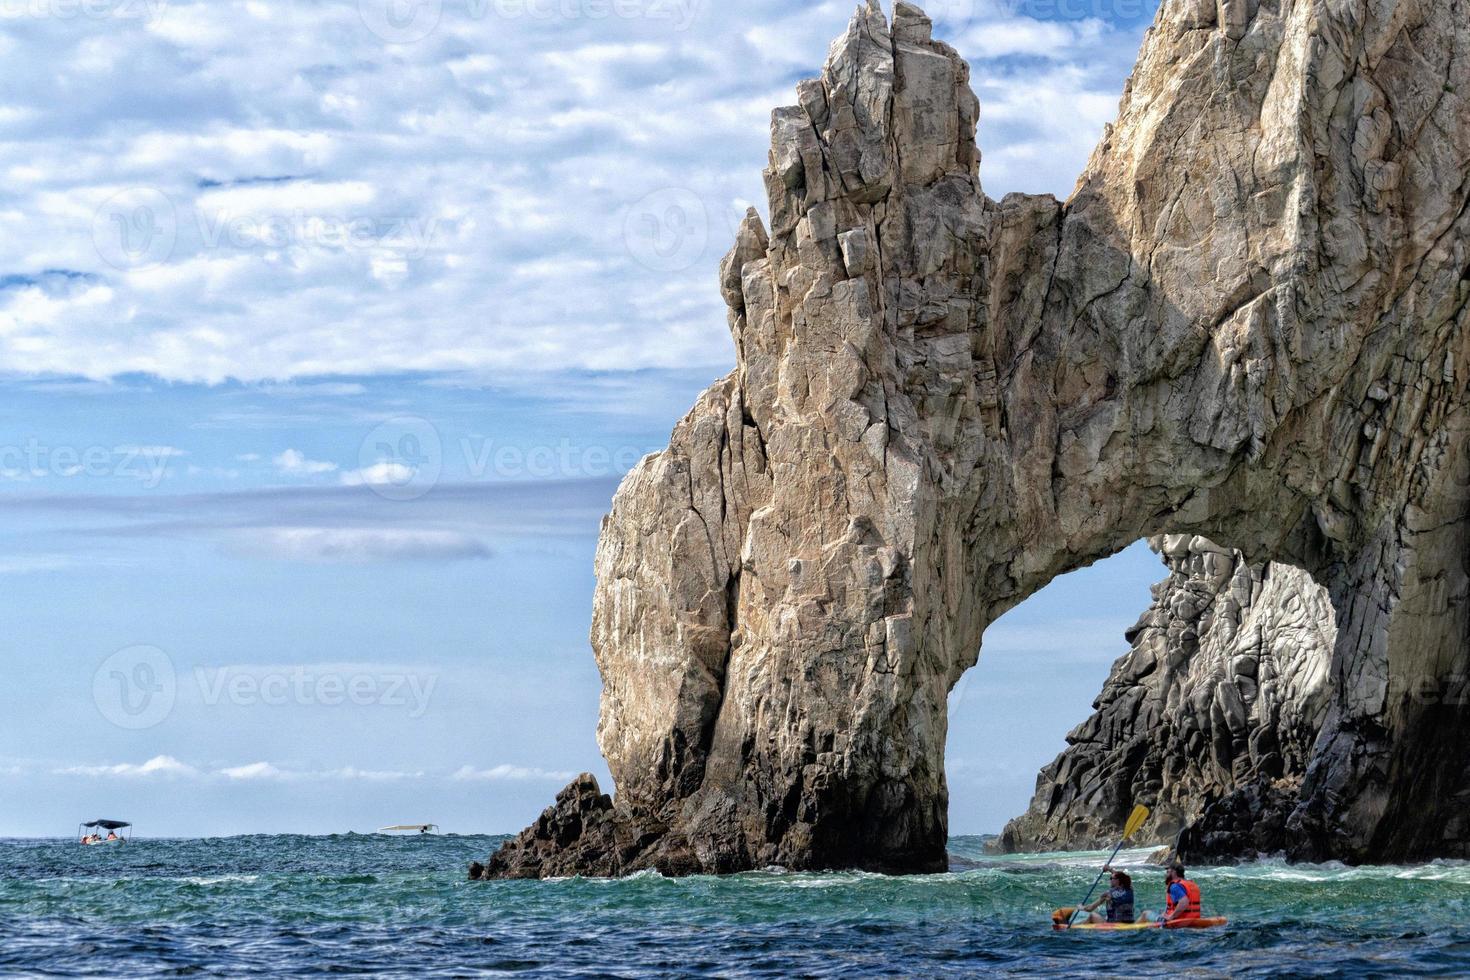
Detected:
[{"left": 1165, "top": 879, "right": 1202, "bottom": 920}]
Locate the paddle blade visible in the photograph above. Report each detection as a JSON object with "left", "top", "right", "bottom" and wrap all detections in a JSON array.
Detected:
[{"left": 1122, "top": 804, "right": 1151, "bottom": 840}]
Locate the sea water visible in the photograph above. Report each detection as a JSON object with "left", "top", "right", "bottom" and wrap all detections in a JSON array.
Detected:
[{"left": 3, "top": 835, "right": 1469, "bottom": 977}]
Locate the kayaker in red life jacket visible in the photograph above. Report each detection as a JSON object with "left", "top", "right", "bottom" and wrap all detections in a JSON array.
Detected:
[{"left": 1140, "top": 863, "right": 1203, "bottom": 925}]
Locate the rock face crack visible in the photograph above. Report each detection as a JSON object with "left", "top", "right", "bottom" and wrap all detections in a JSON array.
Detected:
[{"left": 480, "top": 0, "right": 1470, "bottom": 878}]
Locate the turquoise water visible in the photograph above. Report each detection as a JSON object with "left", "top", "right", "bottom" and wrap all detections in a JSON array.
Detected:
[{"left": 3, "top": 835, "right": 1470, "bottom": 977}]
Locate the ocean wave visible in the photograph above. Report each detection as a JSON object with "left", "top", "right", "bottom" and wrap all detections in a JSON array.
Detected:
[
  {"left": 18, "top": 873, "right": 265, "bottom": 887},
  {"left": 1207, "top": 857, "right": 1470, "bottom": 884}
]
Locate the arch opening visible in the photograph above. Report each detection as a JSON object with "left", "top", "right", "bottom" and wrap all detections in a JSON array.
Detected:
[{"left": 945, "top": 535, "right": 1337, "bottom": 859}]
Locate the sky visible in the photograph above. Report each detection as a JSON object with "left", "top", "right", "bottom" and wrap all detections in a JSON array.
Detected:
[{"left": 0, "top": 0, "right": 1165, "bottom": 838}]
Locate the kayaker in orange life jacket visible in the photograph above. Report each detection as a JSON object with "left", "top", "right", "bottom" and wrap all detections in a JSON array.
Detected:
[{"left": 1139, "top": 862, "right": 1203, "bottom": 925}]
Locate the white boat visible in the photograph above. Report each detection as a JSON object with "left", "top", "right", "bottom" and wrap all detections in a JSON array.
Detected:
[{"left": 378, "top": 824, "right": 438, "bottom": 835}]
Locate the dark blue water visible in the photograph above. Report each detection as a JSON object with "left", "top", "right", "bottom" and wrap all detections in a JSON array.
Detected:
[{"left": 3, "top": 835, "right": 1469, "bottom": 977}]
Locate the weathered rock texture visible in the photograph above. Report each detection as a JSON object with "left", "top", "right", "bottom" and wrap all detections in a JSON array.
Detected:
[
  {"left": 482, "top": 0, "right": 1470, "bottom": 878},
  {"left": 995, "top": 536, "right": 1335, "bottom": 856}
]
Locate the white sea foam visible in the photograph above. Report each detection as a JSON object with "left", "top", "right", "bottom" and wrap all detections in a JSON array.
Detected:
[{"left": 783, "top": 873, "right": 885, "bottom": 889}]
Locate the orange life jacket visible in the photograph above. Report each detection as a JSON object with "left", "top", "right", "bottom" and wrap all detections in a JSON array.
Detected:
[{"left": 1166, "top": 878, "right": 1202, "bottom": 919}]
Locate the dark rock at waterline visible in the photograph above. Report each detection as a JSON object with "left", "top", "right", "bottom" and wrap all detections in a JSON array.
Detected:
[
  {"left": 1175, "top": 782, "right": 1302, "bottom": 865},
  {"left": 476, "top": 774, "right": 620, "bottom": 879},
  {"left": 475, "top": 774, "right": 701, "bottom": 880},
  {"left": 477, "top": 770, "right": 945, "bottom": 879}
]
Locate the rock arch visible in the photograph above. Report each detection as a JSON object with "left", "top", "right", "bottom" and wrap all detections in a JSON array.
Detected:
[{"left": 480, "top": 0, "right": 1470, "bottom": 878}]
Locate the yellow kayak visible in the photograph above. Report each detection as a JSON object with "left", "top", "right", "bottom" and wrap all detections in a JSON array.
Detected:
[{"left": 1052, "top": 908, "right": 1227, "bottom": 931}]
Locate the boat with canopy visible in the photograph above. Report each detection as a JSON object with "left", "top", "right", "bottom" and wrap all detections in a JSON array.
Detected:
[{"left": 78, "top": 820, "right": 131, "bottom": 845}]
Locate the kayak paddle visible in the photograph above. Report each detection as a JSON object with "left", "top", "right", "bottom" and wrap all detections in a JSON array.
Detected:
[{"left": 1061, "top": 804, "right": 1150, "bottom": 929}]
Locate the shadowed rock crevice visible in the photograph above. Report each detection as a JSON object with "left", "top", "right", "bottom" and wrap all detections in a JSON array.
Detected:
[{"left": 480, "top": 0, "right": 1470, "bottom": 878}]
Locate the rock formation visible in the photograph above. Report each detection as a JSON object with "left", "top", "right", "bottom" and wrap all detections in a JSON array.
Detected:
[
  {"left": 482, "top": 0, "right": 1470, "bottom": 878},
  {"left": 995, "top": 537, "right": 1335, "bottom": 855}
]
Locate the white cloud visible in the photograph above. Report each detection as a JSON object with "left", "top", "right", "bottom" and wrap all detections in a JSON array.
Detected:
[
  {"left": 451, "top": 764, "right": 581, "bottom": 783},
  {"left": 273, "top": 448, "right": 338, "bottom": 476},
  {"left": 59, "top": 758, "right": 425, "bottom": 782},
  {"left": 15, "top": 478, "right": 616, "bottom": 559},
  {"left": 326, "top": 766, "right": 424, "bottom": 782},
  {"left": 327, "top": 764, "right": 426, "bottom": 781},
  {"left": 257, "top": 382, "right": 367, "bottom": 398},
  {"left": 219, "top": 761, "right": 422, "bottom": 781},
  {"left": 339, "top": 462, "right": 414, "bottom": 487},
  {"left": 59, "top": 755, "right": 200, "bottom": 779},
  {"left": 217, "top": 761, "right": 283, "bottom": 781},
  {"left": 231, "top": 527, "right": 492, "bottom": 564},
  {"left": 0, "top": 0, "right": 1148, "bottom": 382},
  {"left": 0, "top": 554, "right": 135, "bottom": 575}
]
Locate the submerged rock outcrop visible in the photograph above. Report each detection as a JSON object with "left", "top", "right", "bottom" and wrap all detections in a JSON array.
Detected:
[
  {"left": 996, "top": 537, "right": 1335, "bottom": 856},
  {"left": 481, "top": 0, "right": 1470, "bottom": 878}
]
